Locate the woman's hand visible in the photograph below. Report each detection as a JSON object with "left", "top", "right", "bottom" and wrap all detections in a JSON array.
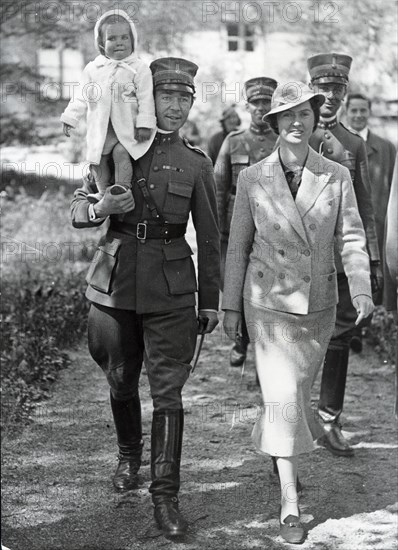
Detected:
[
  {"left": 352, "top": 295, "right": 375, "bottom": 325},
  {"left": 223, "top": 310, "right": 242, "bottom": 341},
  {"left": 94, "top": 187, "right": 135, "bottom": 218}
]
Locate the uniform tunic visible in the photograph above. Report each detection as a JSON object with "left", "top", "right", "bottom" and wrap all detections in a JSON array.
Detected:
[{"left": 71, "top": 131, "right": 220, "bottom": 407}]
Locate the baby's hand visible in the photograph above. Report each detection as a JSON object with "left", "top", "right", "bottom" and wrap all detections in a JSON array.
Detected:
[
  {"left": 63, "top": 123, "right": 73, "bottom": 137},
  {"left": 135, "top": 127, "right": 152, "bottom": 143}
]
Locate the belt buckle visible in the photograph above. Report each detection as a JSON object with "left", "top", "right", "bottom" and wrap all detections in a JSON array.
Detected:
[{"left": 136, "top": 223, "right": 147, "bottom": 240}]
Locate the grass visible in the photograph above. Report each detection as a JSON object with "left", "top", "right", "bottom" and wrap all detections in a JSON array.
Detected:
[{"left": 1, "top": 185, "right": 105, "bottom": 431}]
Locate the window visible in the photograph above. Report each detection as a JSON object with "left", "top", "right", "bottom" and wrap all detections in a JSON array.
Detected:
[
  {"left": 226, "top": 23, "right": 255, "bottom": 52},
  {"left": 37, "top": 48, "right": 84, "bottom": 99}
]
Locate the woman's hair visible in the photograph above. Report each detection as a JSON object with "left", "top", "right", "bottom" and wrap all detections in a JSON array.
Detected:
[
  {"left": 267, "top": 98, "right": 321, "bottom": 135},
  {"left": 97, "top": 15, "right": 134, "bottom": 54}
]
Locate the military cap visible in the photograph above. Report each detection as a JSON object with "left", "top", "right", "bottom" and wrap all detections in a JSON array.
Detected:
[
  {"left": 243, "top": 77, "right": 278, "bottom": 102},
  {"left": 150, "top": 57, "right": 198, "bottom": 94},
  {"left": 308, "top": 53, "right": 352, "bottom": 84}
]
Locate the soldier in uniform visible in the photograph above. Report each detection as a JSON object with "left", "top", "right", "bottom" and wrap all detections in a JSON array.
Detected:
[
  {"left": 207, "top": 104, "right": 242, "bottom": 165},
  {"left": 70, "top": 57, "right": 220, "bottom": 539},
  {"left": 215, "top": 77, "right": 278, "bottom": 366},
  {"left": 308, "top": 53, "right": 383, "bottom": 456}
]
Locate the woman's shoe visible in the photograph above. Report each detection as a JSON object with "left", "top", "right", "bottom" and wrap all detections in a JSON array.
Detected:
[{"left": 279, "top": 510, "right": 306, "bottom": 544}]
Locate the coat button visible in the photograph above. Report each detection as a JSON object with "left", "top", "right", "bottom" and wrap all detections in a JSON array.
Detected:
[
  {"left": 278, "top": 249, "right": 285, "bottom": 256},
  {"left": 328, "top": 275, "right": 333, "bottom": 281},
  {"left": 303, "top": 249, "right": 310, "bottom": 257},
  {"left": 156, "top": 149, "right": 163, "bottom": 154},
  {"left": 153, "top": 166, "right": 159, "bottom": 171},
  {"left": 309, "top": 223, "right": 316, "bottom": 230},
  {"left": 149, "top": 184, "right": 155, "bottom": 189},
  {"left": 279, "top": 273, "right": 285, "bottom": 279},
  {"left": 258, "top": 136, "right": 265, "bottom": 141},
  {"left": 274, "top": 223, "right": 281, "bottom": 230},
  {"left": 303, "top": 276, "right": 311, "bottom": 283},
  {"left": 258, "top": 271, "right": 264, "bottom": 278},
  {"left": 327, "top": 148, "right": 333, "bottom": 154},
  {"left": 260, "top": 148, "right": 266, "bottom": 153},
  {"left": 325, "top": 133, "right": 330, "bottom": 139}
]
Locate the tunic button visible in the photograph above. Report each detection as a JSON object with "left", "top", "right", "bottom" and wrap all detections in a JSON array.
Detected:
[
  {"left": 303, "top": 276, "right": 311, "bottom": 283},
  {"left": 279, "top": 273, "right": 285, "bottom": 279},
  {"left": 278, "top": 249, "right": 285, "bottom": 256},
  {"left": 328, "top": 275, "right": 333, "bottom": 281},
  {"left": 327, "top": 148, "right": 333, "bottom": 154},
  {"left": 303, "top": 249, "right": 310, "bottom": 257},
  {"left": 258, "top": 271, "right": 264, "bottom": 278},
  {"left": 325, "top": 133, "right": 330, "bottom": 139},
  {"left": 274, "top": 223, "right": 281, "bottom": 230},
  {"left": 149, "top": 184, "right": 155, "bottom": 189},
  {"left": 260, "top": 148, "right": 266, "bottom": 153},
  {"left": 153, "top": 166, "right": 159, "bottom": 171},
  {"left": 156, "top": 150, "right": 163, "bottom": 154},
  {"left": 309, "top": 223, "right": 316, "bottom": 230},
  {"left": 258, "top": 136, "right": 265, "bottom": 141}
]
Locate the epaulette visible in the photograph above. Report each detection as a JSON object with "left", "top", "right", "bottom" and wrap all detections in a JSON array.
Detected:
[
  {"left": 182, "top": 137, "right": 207, "bottom": 157},
  {"left": 340, "top": 122, "right": 362, "bottom": 138}
]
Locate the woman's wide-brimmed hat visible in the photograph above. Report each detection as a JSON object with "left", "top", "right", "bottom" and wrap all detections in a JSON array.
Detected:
[{"left": 263, "top": 81, "right": 325, "bottom": 120}]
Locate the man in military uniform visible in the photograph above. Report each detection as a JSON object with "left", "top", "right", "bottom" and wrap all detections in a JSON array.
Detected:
[
  {"left": 70, "top": 58, "right": 220, "bottom": 539},
  {"left": 308, "top": 53, "right": 382, "bottom": 456},
  {"left": 215, "top": 77, "right": 278, "bottom": 366},
  {"left": 207, "top": 104, "right": 242, "bottom": 165}
]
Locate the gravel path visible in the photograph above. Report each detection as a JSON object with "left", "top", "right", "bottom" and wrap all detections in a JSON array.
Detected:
[{"left": 2, "top": 330, "right": 397, "bottom": 550}]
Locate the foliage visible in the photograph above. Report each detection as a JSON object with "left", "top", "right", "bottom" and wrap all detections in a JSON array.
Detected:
[
  {"left": 364, "top": 307, "right": 397, "bottom": 363},
  {"left": 1, "top": 188, "right": 102, "bottom": 430}
]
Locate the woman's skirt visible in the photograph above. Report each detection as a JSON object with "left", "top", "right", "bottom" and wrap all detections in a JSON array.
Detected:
[{"left": 244, "top": 300, "right": 336, "bottom": 457}]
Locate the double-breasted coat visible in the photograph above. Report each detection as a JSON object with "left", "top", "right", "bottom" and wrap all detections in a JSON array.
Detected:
[{"left": 222, "top": 147, "right": 371, "bottom": 315}]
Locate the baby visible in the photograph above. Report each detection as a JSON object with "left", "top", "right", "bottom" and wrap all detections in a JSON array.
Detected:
[{"left": 61, "top": 9, "right": 156, "bottom": 204}]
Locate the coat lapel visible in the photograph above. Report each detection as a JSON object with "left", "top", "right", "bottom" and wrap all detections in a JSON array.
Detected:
[
  {"left": 295, "top": 147, "right": 332, "bottom": 218},
  {"left": 365, "top": 131, "right": 378, "bottom": 158},
  {"left": 258, "top": 150, "right": 308, "bottom": 243}
]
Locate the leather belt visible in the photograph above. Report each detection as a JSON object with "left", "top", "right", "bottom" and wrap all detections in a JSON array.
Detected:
[{"left": 110, "top": 220, "right": 187, "bottom": 240}]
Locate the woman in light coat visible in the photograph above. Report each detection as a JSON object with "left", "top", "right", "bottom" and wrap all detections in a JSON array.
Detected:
[{"left": 223, "top": 82, "right": 374, "bottom": 544}]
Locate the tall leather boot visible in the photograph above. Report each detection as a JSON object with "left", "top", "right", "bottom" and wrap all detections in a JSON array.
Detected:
[
  {"left": 230, "top": 314, "right": 250, "bottom": 367},
  {"left": 150, "top": 409, "right": 188, "bottom": 538},
  {"left": 318, "top": 347, "right": 354, "bottom": 456},
  {"left": 110, "top": 393, "right": 143, "bottom": 491}
]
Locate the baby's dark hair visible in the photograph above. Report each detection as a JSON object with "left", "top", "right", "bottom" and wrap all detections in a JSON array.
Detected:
[
  {"left": 97, "top": 15, "right": 134, "bottom": 54},
  {"left": 267, "top": 99, "right": 321, "bottom": 135}
]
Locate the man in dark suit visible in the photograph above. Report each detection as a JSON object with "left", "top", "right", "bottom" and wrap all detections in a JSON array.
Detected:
[
  {"left": 215, "top": 77, "right": 278, "bottom": 366},
  {"left": 345, "top": 92, "right": 396, "bottom": 303},
  {"left": 308, "top": 53, "right": 383, "bottom": 457},
  {"left": 70, "top": 58, "right": 220, "bottom": 539}
]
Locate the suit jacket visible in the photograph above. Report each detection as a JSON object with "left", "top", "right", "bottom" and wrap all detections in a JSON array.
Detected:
[
  {"left": 384, "top": 154, "right": 398, "bottom": 311},
  {"left": 214, "top": 124, "right": 277, "bottom": 240},
  {"left": 365, "top": 130, "right": 396, "bottom": 259},
  {"left": 70, "top": 131, "right": 220, "bottom": 314},
  {"left": 222, "top": 148, "right": 371, "bottom": 315},
  {"left": 310, "top": 122, "right": 380, "bottom": 266}
]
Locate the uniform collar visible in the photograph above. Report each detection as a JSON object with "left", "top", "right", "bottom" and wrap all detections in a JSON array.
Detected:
[
  {"left": 318, "top": 116, "right": 338, "bottom": 130},
  {"left": 249, "top": 122, "right": 272, "bottom": 135},
  {"left": 155, "top": 130, "right": 180, "bottom": 144}
]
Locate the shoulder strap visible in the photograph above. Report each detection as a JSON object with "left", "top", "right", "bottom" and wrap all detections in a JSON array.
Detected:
[{"left": 134, "top": 149, "right": 166, "bottom": 224}]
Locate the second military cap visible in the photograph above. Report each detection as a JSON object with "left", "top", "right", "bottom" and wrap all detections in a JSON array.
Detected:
[
  {"left": 150, "top": 57, "right": 198, "bottom": 94},
  {"left": 308, "top": 53, "right": 352, "bottom": 84},
  {"left": 243, "top": 77, "right": 278, "bottom": 102}
]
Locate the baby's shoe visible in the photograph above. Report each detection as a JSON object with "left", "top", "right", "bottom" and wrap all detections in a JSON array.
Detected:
[{"left": 86, "top": 192, "right": 104, "bottom": 204}]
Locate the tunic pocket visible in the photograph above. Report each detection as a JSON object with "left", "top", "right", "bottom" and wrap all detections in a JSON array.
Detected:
[
  {"left": 162, "top": 240, "right": 197, "bottom": 295},
  {"left": 85, "top": 237, "right": 122, "bottom": 294},
  {"left": 163, "top": 181, "right": 193, "bottom": 217}
]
